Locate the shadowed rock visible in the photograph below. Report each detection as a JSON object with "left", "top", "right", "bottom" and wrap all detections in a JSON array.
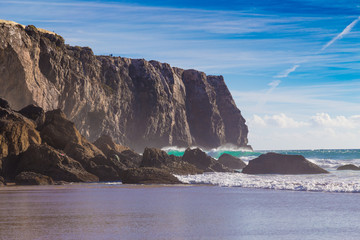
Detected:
[
  {"left": 121, "top": 167, "right": 182, "bottom": 184},
  {"left": 182, "top": 148, "right": 231, "bottom": 172},
  {"left": 0, "top": 98, "right": 10, "bottom": 109},
  {"left": 0, "top": 176, "right": 4, "bottom": 186},
  {"left": 141, "top": 148, "right": 202, "bottom": 175},
  {"left": 93, "top": 135, "right": 129, "bottom": 156},
  {"left": 18, "top": 104, "right": 45, "bottom": 127},
  {"left": 17, "top": 144, "right": 99, "bottom": 182},
  {"left": 337, "top": 164, "right": 360, "bottom": 171},
  {"left": 15, "top": 171, "right": 54, "bottom": 185},
  {"left": 242, "top": 152, "right": 329, "bottom": 175},
  {"left": 218, "top": 153, "right": 246, "bottom": 170}
]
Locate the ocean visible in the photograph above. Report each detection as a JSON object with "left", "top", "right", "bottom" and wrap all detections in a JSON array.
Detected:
[
  {"left": 165, "top": 148, "right": 360, "bottom": 193},
  {"left": 1, "top": 148, "right": 360, "bottom": 239}
]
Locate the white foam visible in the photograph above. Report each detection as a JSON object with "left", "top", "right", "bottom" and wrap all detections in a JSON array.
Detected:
[{"left": 175, "top": 172, "right": 360, "bottom": 193}]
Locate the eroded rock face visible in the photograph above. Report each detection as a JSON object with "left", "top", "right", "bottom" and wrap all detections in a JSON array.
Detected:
[
  {"left": 0, "top": 22, "right": 250, "bottom": 151},
  {"left": 121, "top": 167, "right": 182, "bottom": 184},
  {"left": 242, "top": 152, "right": 329, "bottom": 175},
  {"left": 182, "top": 148, "right": 231, "bottom": 172},
  {"left": 218, "top": 153, "right": 247, "bottom": 170}
]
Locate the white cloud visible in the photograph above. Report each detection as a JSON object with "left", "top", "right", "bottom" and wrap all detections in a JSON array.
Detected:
[
  {"left": 250, "top": 114, "right": 308, "bottom": 128},
  {"left": 274, "top": 64, "right": 300, "bottom": 78},
  {"left": 321, "top": 16, "right": 360, "bottom": 51},
  {"left": 310, "top": 113, "right": 360, "bottom": 128}
]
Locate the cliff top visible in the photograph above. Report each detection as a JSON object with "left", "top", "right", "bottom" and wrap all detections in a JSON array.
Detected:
[{"left": 0, "top": 19, "right": 56, "bottom": 36}]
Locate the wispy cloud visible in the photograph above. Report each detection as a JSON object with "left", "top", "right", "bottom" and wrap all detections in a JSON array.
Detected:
[
  {"left": 321, "top": 16, "right": 360, "bottom": 51},
  {"left": 274, "top": 64, "right": 300, "bottom": 78}
]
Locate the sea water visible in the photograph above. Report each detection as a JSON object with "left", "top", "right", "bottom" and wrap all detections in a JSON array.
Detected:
[
  {"left": 1, "top": 184, "right": 360, "bottom": 240},
  {"left": 166, "top": 148, "right": 360, "bottom": 193}
]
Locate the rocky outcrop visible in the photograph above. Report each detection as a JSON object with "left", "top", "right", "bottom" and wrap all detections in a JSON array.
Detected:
[
  {"left": 15, "top": 171, "right": 54, "bottom": 185},
  {"left": 93, "top": 135, "right": 129, "bottom": 156},
  {"left": 242, "top": 152, "right": 329, "bottom": 175},
  {"left": 121, "top": 167, "right": 182, "bottom": 184},
  {"left": 141, "top": 147, "right": 202, "bottom": 175},
  {"left": 182, "top": 148, "right": 231, "bottom": 172},
  {"left": 17, "top": 144, "right": 99, "bottom": 182},
  {"left": 0, "top": 176, "right": 4, "bottom": 186},
  {"left": 218, "top": 153, "right": 247, "bottom": 170},
  {"left": 0, "top": 21, "right": 251, "bottom": 151},
  {"left": 18, "top": 104, "right": 45, "bottom": 127},
  {"left": 337, "top": 164, "right": 360, "bottom": 171}
]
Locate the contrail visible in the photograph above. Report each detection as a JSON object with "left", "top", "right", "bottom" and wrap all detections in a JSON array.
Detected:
[
  {"left": 274, "top": 64, "right": 300, "bottom": 78},
  {"left": 321, "top": 16, "right": 360, "bottom": 51}
]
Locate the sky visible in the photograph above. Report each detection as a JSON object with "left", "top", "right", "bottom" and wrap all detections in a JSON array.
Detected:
[{"left": 0, "top": 0, "right": 359, "bottom": 150}]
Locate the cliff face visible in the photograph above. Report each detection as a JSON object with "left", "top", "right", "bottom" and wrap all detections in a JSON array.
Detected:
[{"left": 0, "top": 21, "right": 250, "bottom": 151}]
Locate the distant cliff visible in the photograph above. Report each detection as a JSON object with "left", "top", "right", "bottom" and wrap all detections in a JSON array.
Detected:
[{"left": 0, "top": 20, "right": 251, "bottom": 151}]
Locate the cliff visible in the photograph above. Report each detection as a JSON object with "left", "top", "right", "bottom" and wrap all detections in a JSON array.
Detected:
[{"left": 0, "top": 20, "right": 250, "bottom": 152}]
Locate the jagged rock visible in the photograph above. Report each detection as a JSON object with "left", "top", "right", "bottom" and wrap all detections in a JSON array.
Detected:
[
  {"left": 0, "top": 21, "right": 251, "bottom": 152},
  {"left": 242, "top": 152, "right": 329, "bottom": 175},
  {"left": 112, "top": 149, "right": 142, "bottom": 168},
  {"left": 15, "top": 171, "right": 54, "bottom": 185},
  {"left": 0, "top": 98, "right": 10, "bottom": 109},
  {"left": 182, "top": 148, "right": 231, "bottom": 172},
  {"left": 218, "top": 153, "right": 247, "bottom": 169},
  {"left": 0, "top": 107, "right": 41, "bottom": 159},
  {"left": 39, "top": 109, "right": 122, "bottom": 181},
  {"left": 121, "top": 167, "right": 182, "bottom": 184},
  {"left": 93, "top": 135, "right": 129, "bottom": 156},
  {"left": 17, "top": 144, "right": 99, "bottom": 182},
  {"left": 337, "top": 164, "right": 360, "bottom": 171},
  {"left": 140, "top": 148, "right": 201, "bottom": 175},
  {"left": 18, "top": 104, "right": 45, "bottom": 127}
]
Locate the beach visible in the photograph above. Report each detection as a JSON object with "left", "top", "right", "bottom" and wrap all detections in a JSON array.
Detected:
[{"left": 1, "top": 183, "right": 360, "bottom": 240}]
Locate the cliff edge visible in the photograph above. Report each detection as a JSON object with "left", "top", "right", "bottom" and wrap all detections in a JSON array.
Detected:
[{"left": 0, "top": 20, "right": 251, "bottom": 151}]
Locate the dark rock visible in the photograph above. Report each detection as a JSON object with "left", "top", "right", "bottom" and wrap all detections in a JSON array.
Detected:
[
  {"left": 0, "top": 176, "right": 4, "bottom": 186},
  {"left": 218, "top": 153, "right": 247, "bottom": 169},
  {"left": 182, "top": 148, "right": 231, "bottom": 172},
  {"left": 18, "top": 104, "right": 45, "bottom": 127},
  {"left": 242, "top": 152, "right": 329, "bottom": 175},
  {"left": 15, "top": 171, "right": 54, "bottom": 185},
  {"left": 337, "top": 164, "right": 360, "bottom": 171},
  {"left": 141, "top": 148, "right": 202, "bottom": 175},
  {"left": 0, "top": 107, "right": 41, "bottom": 159},
  {"left": 0, "top": 98, "right": 10, "bottom": 109},
  {"left": 0, "top": 22, "right": 250, "bottom": 152},
  {"left": 114, "top": 149, "right": 142, "bottom": 168},
  {"left": 93, "top": 135, "right": 129, "bottom": 156},
  {"left": 121, "top": 167, "right": 182, "bottom": 184},
  {"left": 17, "top": 144, "right": 99, "bottom": 182}
]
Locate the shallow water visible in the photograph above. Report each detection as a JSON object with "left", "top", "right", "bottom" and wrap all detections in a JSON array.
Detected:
[{"left": 1, "top": 184, "right": 360, "bottom": 240}]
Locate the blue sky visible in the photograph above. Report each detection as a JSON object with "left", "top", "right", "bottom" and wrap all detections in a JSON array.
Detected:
[{"left": 1, "top": 0, "right": 359, "bottom": 150}]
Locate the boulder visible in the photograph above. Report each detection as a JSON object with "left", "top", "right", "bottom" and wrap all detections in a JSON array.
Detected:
[
  {"left": 93, "top": 135, "right": 129, "bottom": 156},
  {"left": 182, "top": 148, "right": 231, "bottom": 172},
  {"left": 337, "top": 164, "right": 360, "bottom": 171},
  {"left": 18, "top": 104, "right": 45, "bottom": 127},
  {"left": 121, "top": 167, "right": 182, "bottom": 184},
  {"left": 0, "top": 107, "right": 41, "bottom": 159},
  {"left": 141, "top": 148, "right": 202, "bottom": 175},
  {"left": 0, "top": 98, "right": 10, "bottom": 109},
  {"left": 242, "top": 152, "right": 329, "bottom": 174},
  {"left": 17, "top": 144, "right": 99, "bottom": 182},
  {"left": 218, "top": 153, "right": 246, "bottom": 169},
  {"left": 15, "top": 172, "right": 54, "bottom": 185}
]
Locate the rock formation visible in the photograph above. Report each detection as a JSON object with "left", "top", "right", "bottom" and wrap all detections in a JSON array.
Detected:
[
  {"left": 218, "top": 153, "right": 247, "bottom": 170},
  {"left": 0, "top": 21, "right": 251, "bottom": 152},
  {"left": 242, "top": 152, "right": 328, "bottom": 175},
  {"left": 15, "top": 171, "right": 54, "bottom": 185},
  {"left": 141, "top": 147, "right": 202, "bottom": 175},
  {"left": 337, "top": 164, "right": 360, "bottom": 171},
  {"left": 121, "top": 167, "right": 182, "bottom": 184},
  {"left": 182, "top": 148, "right": 231, "bottom": 172}
]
